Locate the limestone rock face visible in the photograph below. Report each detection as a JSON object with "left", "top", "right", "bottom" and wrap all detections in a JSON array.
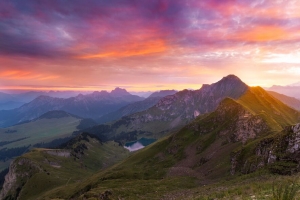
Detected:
[
  {"left": 0, "top": 163, "right": 17, "bottom": 199},
  {"left": 0, "top": 158, "right": 42, "bottom": 199},
  {"left": 193, "top": 98, "right": 269, "bottom": 144},
  {"left": 46, "top": 149, "right": 71, "bottom": 157},
  {"left": 231, "top": 123, "right": 300, "bottom": 175},
  {"left": 287, "top": 123, "right": 300, "bottom": 153}
]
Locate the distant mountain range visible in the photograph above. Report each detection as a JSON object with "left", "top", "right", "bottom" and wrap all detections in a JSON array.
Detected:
[
  {"left": 290, "top": 81, "right": 300, "bottom": 86},
  {"left": 266, "top": 85, "right": 300, "bottom": 99},
  {"left": 85, "top": 74, "right": 299, "bottom": 144},
  {"left": 129, "top": 91, "right": 154, "bottom": 98},
  {"left": 267, "top": 91, "right": 300, "bottom": 111},
  {"left": 0, "top": 88, "right": 144, "bottom": 128},
  {"left": 97, "top": 90, "right": 177, "bottom": 124},
  {"left": 0, "top": 91, "right": 93, "bottom": 110}
]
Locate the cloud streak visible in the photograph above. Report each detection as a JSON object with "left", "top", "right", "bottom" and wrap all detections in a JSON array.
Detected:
[{"left": 1, "top": 0, "right": 300, "bottom": 90}]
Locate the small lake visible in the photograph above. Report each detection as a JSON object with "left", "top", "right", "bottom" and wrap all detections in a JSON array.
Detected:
[{"left": 124, "top": 138, "right": 156, "bottom": 152}]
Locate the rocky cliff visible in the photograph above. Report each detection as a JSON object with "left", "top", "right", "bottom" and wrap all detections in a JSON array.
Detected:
[
  {"left": 192, "top": 98, "right": 270, "bottom": 143},
  {"left": 0, "top": 157, "right": 42, "bottom": 199},
  {"left": 231, "top": 123, "right": 300, "bottom": 175}
]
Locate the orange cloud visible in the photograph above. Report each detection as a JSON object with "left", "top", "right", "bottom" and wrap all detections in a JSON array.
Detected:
[
  {"left": 0, "top": 70, "right": 60, "bottom": 80},
  {"left": 78, "top": 39, "right": 168, "bottom": 59},
  {"left": 0, "top": 70, "right": 31, "bottom": 79},
  {"left": 233, "top": 26, "right": 287, "bottom": 42}
]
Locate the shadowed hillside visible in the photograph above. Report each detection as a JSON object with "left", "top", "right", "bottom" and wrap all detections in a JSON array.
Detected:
[{"left": 0, "top": 133, "right": 129, "bottom": 200}]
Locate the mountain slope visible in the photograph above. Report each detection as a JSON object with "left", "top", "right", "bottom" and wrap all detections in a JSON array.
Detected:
[
  {"left": 0, "top": 88, "right": 144, "bottom": 128},
  {"left": 0, "top": 101, "right": 25, "bottom": 111},
  {"left": 0, "top": 110, "right": 81, "bottom": 149},
  {"left": 0, "top": 91, "right": 93, "bottom": 110},
  {"left": 0, "top": 133, "right": 129, "bottom": 200},
  {"left": 266, "top": 85, "right": 300, "bottom": 99},
  {"left": 148, "top": 90, "right": 178, "bottom": 98},
  {"left": 267, "top": 90, "right": 300, "bottom": 111},
  {"left": 0, "top": 110, "right": 97, "bottom": 171},
  {"left": 85, "top": 75, "right": 250, "bottom": 142},
  {"left": 237, "top": 87, "right": 300, "bottom": 132},
  {"left": 97, "top": 90, "right": 177, "bottom": 124},
  {"left": 35, "top": 96, "right": 300, "bottom": 199},
  {"left": 83, "top": 75, "right": 300, "bottom": 146}
]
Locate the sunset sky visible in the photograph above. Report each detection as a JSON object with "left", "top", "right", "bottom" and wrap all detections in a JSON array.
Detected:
[{"left": 1, "top": 0, "right": 300, "bottom": 92}]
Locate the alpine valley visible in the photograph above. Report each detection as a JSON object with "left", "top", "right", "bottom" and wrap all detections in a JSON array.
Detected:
[{"left": 1, "top": 75, "right": 300, "bottom": 200}]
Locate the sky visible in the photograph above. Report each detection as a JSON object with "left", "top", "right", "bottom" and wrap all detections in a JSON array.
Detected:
[{"left": 1, "top": 0, "right": 300, "bottom": 92}]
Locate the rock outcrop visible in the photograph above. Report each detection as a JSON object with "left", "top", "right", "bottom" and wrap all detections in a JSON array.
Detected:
[
  {"left": 231, "top": 123, "right": 300, "bottom": 175},
  {"left": 45, "top": 149, "right": 71, "bottom": 157},
  {"left": 0, "top": 158, "right": 42, "bottom": 199},
  {"left": 191, "top": 98, "right": 270, "bottom": 144}
]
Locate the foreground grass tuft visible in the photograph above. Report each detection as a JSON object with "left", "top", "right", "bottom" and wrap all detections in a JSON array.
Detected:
[{"left": 272, "top": 177, "right": 300, "bottom": 200}]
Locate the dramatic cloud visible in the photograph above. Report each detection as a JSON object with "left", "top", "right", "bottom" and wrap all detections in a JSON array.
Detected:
[{"left": 0, "top": 0, "right": 300, "bottom": 91}]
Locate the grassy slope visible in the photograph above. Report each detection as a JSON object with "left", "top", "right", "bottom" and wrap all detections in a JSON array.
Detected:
[
  {"left": 35, "top": 99, "right": 261, "bottom": 199},
  {"left": 0, "top": 117, "right": 82, "bottom": 171},
  {"left": 268, "top": 90, "right": 300, "bottom": 111},
  {"left": 11, "top": 136, "right": 129, "bottom": 200},
  {"left": 38, "top": 136, "right": 197, "bottom": 200},
  {"left": 0, "top": 117, "right": 81, "bottom": 148},
  {"left": 39, "top": 89, "right": 300, "bottom": 199},
  {"left": 237, "top": 87, "right": 300, "bottom": 132}
]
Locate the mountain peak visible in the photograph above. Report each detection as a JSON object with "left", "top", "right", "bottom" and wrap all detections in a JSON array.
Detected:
[
  {"left": 216, "top": 74, "right": 248, "bottom": 89},
  {"left": 221, "top": 74, "right": 242, "bottom": 82},
  {"left": 198, "top": 74, "right": 249, "bottom": 100},
  {"left": 111, "top": 87, "right": 130, "bottom": 97},
  {"left": 148, "top": 90, "right": 177, "bottom": 98}
]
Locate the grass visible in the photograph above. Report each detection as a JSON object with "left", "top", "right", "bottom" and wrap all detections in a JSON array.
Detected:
[
  {"left": 5, "top": 135, "right": 130, "bottom": 200},
  {"left": 37, "top": 93, "right": 300, "bottom": 199},
  {"left": 38, "top": 169, "right": 300, "bottom": 200},
  {"left": 35, "top": 101, "right": 248, "bottom": 198},
  {"left": 0, "top": 117, "right": 81, "bottom": 171},
  {"left": 272, "top": 176, "right": 300, "bottom": 200},
  {"left": 189, "top": 173, "right": 300, "bottom": 200},
  {"left": 237, "top": 87, "right": 300, "bottom": 132},
  {"left": 0, "top": 117, "right": 81, "bottom": 149}
]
